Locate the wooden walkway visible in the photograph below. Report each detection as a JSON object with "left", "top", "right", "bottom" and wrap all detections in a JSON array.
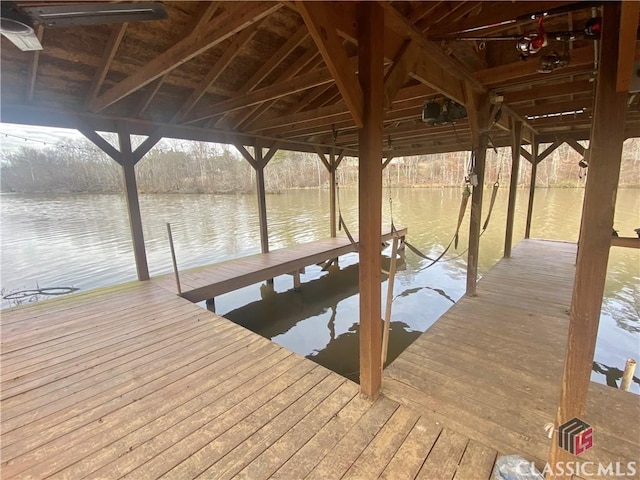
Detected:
[
  {"left": 154, "top": 228, "right": 406, "bottom": 303},
  {"left": 384, "top": 239, "right": 640, "bottom": 477},
  {"left": 1, "top": 238, "right": 637, "bottom": 479},
  {"left": 1, "top": 277, "right": 495, "bottom": 480}
]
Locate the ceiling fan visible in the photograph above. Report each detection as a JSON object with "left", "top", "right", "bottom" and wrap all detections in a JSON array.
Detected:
[{"left": 0, "top": 2, "right": 167, "bottom": 52}]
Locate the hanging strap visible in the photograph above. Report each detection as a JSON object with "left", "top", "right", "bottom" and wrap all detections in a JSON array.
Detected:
[
  {"left": 482, "top": 181, "right": 500, "bottom": 231},
  {"left": 336, "top": 171, "right": 357, "bottom": 248},
  {"left": 405, "top": 186, "right": 471, "bottom": 266}
]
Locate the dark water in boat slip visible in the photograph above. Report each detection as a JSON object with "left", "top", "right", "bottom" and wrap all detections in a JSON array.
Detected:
[{"left": 2, "top": 188, "right": 639, "bottom": 392}]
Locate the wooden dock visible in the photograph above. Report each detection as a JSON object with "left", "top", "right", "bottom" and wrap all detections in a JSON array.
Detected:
[
  {"left": 1, "top": 238, "right": 637, "bottom": 479},
  {"left": 155, "top": 227, "right": 406, "bottom": 303},
  {"left": 384, "top": 239, "right": 640, "bottom": 475},
  {"left": 1, "top": 273, "right": 496, "bottom": 480}
]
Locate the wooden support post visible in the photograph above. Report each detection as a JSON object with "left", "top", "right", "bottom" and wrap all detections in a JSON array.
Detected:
[
  {"left": 524, "top": 139, "right": 538, "bottom": 239},
  {"left": 119, "top": 131, "right": 149, "bottom": 281},
  {"left": 255, "top": 143, "right": 269, "bottom": 254},
  {"left": 293, "top": 270, "right": 301, "bottom": 291},
  {"left": 464, "top": 84, "right": 490, "bottom": 297},
  {"left": 357, "top": 1, "right": 384, "bottom": 400},
  {"left": 166, "top": 223, "right": 181, "bottom": 295},
  {"left": 205, "top": 297, "right": 216, "bottom": 312},
  {"left": 621, "top": 358, "right": 637, "bottom": 392},
  {"left": 79, "top": 124, "right": 160, "bottom": 282},
  {"left": 549, "top": 3, "right": 630, "bottom": 472},
  {"left": 329, "top": 149, "right": 337, "bottom": 238},
  {"left": 504, "top": 120, "right": 522, "bottom": 258}
]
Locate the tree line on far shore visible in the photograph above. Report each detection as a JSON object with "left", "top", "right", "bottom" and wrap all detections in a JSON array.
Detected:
[{"left": 1, "top": 136, "right": 639, "bottom": 194}]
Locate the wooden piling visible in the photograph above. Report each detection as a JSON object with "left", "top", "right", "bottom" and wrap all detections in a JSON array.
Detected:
[
  {"left": 621, "top": 358, "right": 637, "bottom": 392},
  {"left": 166, "top": 222, "right": 181, "bottom": 295}
]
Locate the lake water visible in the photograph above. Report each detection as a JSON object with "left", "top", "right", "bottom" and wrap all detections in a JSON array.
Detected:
[{"left": 1, "top": 188, "right": 638, "bottom": 392}]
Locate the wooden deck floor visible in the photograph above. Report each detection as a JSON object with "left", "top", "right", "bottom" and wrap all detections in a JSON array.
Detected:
[
  {"left": 154, "top": 228, "right": 406, "bottom": 303},
  {"left": 2, "top": 239, "right": 637, "bottom": 479},
  {"left": 384, "top": 239, "right": 640, "bottom": 477},
  {"left": 1, "top": 271, "right": 496, "bottom": 480}
]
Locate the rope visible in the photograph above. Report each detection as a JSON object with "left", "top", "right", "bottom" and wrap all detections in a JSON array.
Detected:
[
  {"left": 336, "top": 172, "right": 357, "bottom": 247},
  {"left": 3, "top": 286, "right": 79, "bottom": 300}
]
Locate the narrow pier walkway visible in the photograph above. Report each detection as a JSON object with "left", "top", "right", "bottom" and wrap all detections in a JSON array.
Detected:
[
  {"left": 154, "top": 228, "right": 406, "bottom": 303},
  {"left": 384, "top": 239, "right": 640, "bottom": 474}
]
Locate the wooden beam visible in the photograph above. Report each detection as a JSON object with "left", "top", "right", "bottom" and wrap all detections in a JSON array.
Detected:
[
  {"left": 234, "top": 49, "right": 321, "bottom": 130},
  {"left": 357, "top": 1, "right": 384, "bottom": 400},
  {"left": 611, "top": 237, "right": 640, "bottom": 248},
  {"left": 524, "top": 138, "right": 538, "bottom": 239},
  {"left": 502, "top": 79, "right": 593, "bottom": 104},
  {"left": 215, "top": 26, "right": 308, "bottom": 128},
  {"left": 296, "top": 1, "right": 364, "bottom": 127},
  {"left": 172, "top": 20, "right": 263, "bottom": 123},
  {"left": 383, "top": 40, "right": 420, "bottom": 108},
  {"left": 90, "top": 2, "right": 281, "bottom": 112},
  {"left": 616, "top": 0, "right": 640, "bottom": 92},
  {"left": 232, "top": 141, "right": 258, "bottom": 170},
  {"left": 465, "top": 82, "right": 491, "bottom": 296},
  {"left": 382, "top": 3, "right": 480, "bottom": 102},
  {"left": 315, "top": 148, "right": 332, "bottom": 172},
  {"left": 536, "top": 140, "right": 561, "bottom": 164},
  {"left": 118, "top": 123, "right": 149, "bottom": 281},
  {"left": 329, "top": 149, "right": 337, "bottom": 238},
  {"left": 132, "top": 74, "right": 167, "bottom": 118},
  {"left": 549, "top": 3, "right": 629, "bottom": 472},
  {"left": 77, "top": 126, "right": 121, "bottom": 163},
  {"left": 382, "top": 156, "right": 394, "bottom": 169},
  {"left": 189, "top": 67, "right": 335, "bottom": 123},
  {"left": 85, "top": 23, "right": 128, "bottom": 108},
  {"left": 513, "top": 99, "right": 592, "bottom": 119},
  {"left": 520, "top": 146, "right": 532, "bottom": 163},
  {"left": 563, "top": 137, "right": 586, "bottom": 156},
  {"left": 504, "top": 120, "right": 522, "bottom": 258},
  {"left": 26, "top": 25, "right": 44, "bottom": 102},
  {"left": 475, "top": 46, "right": 594, "bottom": 87},
  {"left": 255, "top": 142, "right": 269, "bottom": 254},
  {"left": 132, "top": 130, "right": 163, "bottom": 164}
]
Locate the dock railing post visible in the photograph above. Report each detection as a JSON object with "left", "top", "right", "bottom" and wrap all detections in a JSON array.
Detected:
[
  {"left": 166, "top": 222, "right": 181, "bottom": 295},
  {"left": 621, "top": 358, "right": 637, "bottom": 392}
]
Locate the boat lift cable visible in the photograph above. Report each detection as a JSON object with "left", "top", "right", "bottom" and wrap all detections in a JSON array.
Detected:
[
  {"left": 400, "top": 148, "right": 501, "bottom": 272},
  {"left": 335, "top": 173, "right": 356, "bottom": 247}
]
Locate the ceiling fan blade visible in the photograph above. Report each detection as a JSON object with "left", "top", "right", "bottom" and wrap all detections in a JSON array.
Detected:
[
  {"left": 1, "top": 30, "right": 42, "bottom": 51},
  {"left": 22, "top": 3, "right": 167, "bottom": 28}
]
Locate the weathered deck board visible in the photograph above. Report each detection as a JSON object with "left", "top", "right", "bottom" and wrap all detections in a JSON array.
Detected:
[
  {"left": 384, "top": 239, "right": 640, "bottom": 478},
  {"left": 1, "top": 254, "right": 489, "bottom": 480},
  {"left": 2, "top": 238, "right": 637, "bottom": 479},
  {"left": 153, "top": 228, "right": 406, "bottom": 303}
]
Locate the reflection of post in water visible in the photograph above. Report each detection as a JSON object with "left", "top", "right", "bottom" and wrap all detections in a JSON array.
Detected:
[
  {"left": 593, "top": 361, "right": 640, "bottom": 390},
  {"left": 328, "top": 304, "right": 336, "bottom": 341}
]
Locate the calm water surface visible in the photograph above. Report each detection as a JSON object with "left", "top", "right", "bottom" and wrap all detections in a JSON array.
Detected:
[{"left": 1, "top": 188, "right": 638, "bottom": 392}]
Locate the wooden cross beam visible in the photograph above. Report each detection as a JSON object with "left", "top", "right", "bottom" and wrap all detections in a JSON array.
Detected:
[
  {"left": 297, "top": 1, "right": 364, "bottom": 127},
  {"left": 26, "top": 25, "right": 44, "bottom": 102},
  {"left": 85, "top": 23, "right": 128, "bottom": 108}
]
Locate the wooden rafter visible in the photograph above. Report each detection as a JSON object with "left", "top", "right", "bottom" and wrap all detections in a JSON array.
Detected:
[
  {"left": 383, "top": 40, "right": 420, "bottom": 108},
  {"left": 189, "top": 66, "right": 336, "bottom": 123},
  {"left": 296, "top": 1, "right": 364, "bottom": 128},
  {"left": 418, "top": 1, "right": 474, "bottom": 32},
  {"left": 90, "top": 2, "right": 281, "bottom": 112},
  {"left": 172, "top": 19, "right": 264, "bottom": 123},
  {"left": 222, "top": 49, "right": 320, "bottom": 130},
  {"left": 132, "top": 74, "right": 167, "bottom": 118},
  {"left": 26, "top": 25, "right": 44, "bottom": 102},
  {"left": 85, "top": 23, "right": 128, "bottom": 107},
  {"left": 408, "top": 2, "right": 442, "bottom": 23},
  {"left": 215, "top": 25, "right": 308, "bottom": 128},
  {"left": 502, "top": 79, "right": 594, "bottom": 104}
]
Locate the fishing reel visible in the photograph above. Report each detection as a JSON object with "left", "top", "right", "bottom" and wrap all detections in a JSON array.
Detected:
[
  {"left": 538, "top": 49, "right": 570, "bottom": 73},
  {"left": 516, "top": 17, "right": 547, "bottom": 60}
]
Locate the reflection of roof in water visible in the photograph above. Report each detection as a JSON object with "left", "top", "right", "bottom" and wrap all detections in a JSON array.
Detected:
[{"left": 222, "top": 259, "right": 421, "bottom": 381}]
